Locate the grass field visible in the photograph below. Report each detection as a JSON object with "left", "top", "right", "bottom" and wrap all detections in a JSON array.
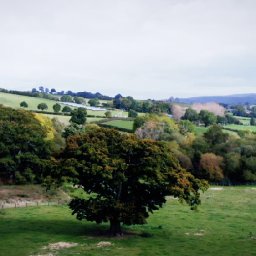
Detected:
[
  {"left": 224, "top": 124, "right": 256, "bottom": 132},
  {"left": 41, "top": 113, "right": 104, "bottom": 126},
  {"left": 0, "top": 92, "right": 129, "bottom": 118},
  {"left": 103, "top": 120, "right": 134, "bottom": 130},
  {"left": 0, "top": 92, "right": 67, "bottom": 112},
  {"left": 194, "top": 126, "right": 239, "bottom": 137},
  {"left": 0, "top": 186, "right": 255, "bottom": 256},
  {"left": 194, "top": 126, "right": 208, "bottom": 135},
  {"left": 235, "top": 116, "right": 251, "bottom": 125}
]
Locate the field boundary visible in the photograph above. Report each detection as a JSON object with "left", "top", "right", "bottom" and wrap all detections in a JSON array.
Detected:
[{"left": 0, "top": 199, "right": 69, "bottom": 209}]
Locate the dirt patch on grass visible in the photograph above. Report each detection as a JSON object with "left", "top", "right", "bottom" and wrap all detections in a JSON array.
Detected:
[
  {"left": 209, "top": 187, "right": 223, "bottom": 191},
  {"left": 43, "top": 242, "right": 78, "bottom": 250},
  {"left": 185, "top": 230, "right": 206, "bottom": 237},
  {"left": 0, "top": 185, "right": 70, "bottom": 208},
  {"left": 97, "top": 241, "right": 112, "bottom": 248}
]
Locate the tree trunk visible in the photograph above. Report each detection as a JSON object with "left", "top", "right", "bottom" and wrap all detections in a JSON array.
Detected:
[{"left": 109, "top": 219, "right": 122, "bottom": 236}]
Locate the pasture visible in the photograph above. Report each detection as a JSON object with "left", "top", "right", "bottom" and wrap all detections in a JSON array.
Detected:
[
  {"left": 224, "top": 124, "right": 256, "bottom": 133},
  {"left": 235, "top": 116, "right": 251, "bottom": 125},
  {"left": 0, "top": 92, "right": 128, "bottom": 119},
  {"left": 41, "top": 113, "right": 104, "bottom": 126},
  {"left": 102, "top": 119, "right": 134, "bottom": 131},
  {"left": 0, "top": 186, "right": 255, "bottom": 256},
  {"left": 0, "top": 92, "right": 66, "bottom": 112}
]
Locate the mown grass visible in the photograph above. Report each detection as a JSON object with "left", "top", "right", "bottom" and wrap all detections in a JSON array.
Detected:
[
  {"left": 0, "top": 187, "right": 255, "bottom": 256},
  {"left": 103, "top": 120, "right": 134, "bottom": 130}
]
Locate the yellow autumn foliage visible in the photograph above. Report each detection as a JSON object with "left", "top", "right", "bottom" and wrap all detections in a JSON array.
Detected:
[{"left": 33, "top": 113, "right": 55, "bottom": 140}]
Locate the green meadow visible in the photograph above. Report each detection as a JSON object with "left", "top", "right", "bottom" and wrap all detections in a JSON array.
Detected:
[
  {"left": 0, "top": 92, "right": 68, "bottom": 112},
  {"left": 0, "top": 92, "right": 128, "bottom": 120},
  {"left": 0, "top": 186, "right": 255, "bottom": 256},
  {"left": 102, "top": 119, "right": 134, "bottom": 130},
  {"left": 224, "top": 124, "right": 256, "bottom": 133}
]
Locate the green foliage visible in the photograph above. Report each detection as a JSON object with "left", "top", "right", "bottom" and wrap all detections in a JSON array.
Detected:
[
  {"left": 179, "top": 120, "right": 195, "bottom": 135},
  {"left": 128, "top": 109, "right": 138, "bottom": 118},
  {"left": 0, "top": 105, "right": 52, "bottom": 184},
  {"left": 62, "top": 106, "right": 72, "bottom": 113},
  {"left": 199, "top": 110, "right": 217, "bottom": 127},
  {"left": 232, "top": 105, "right": 247, "bottom": 117},
  {"left": 134, "top": 114, "right": 179, "bottom": 141},
  {"left": 74, "top": 96, "right": 86, "bottom": 105},
  {"left": 37, "top": 103, "right": 48, "bottom": 111},
  {"left": 20, "top": 101, "right": 28, "bottom": 108},
  {"left": 62, "top": 123, "right": 85, "bottom": 138},
  {"left": 105, "top": 111, "right": 112, "bottom": 118},
  {"left": 61, "top": 95, "right": 73, "bottom": 102},
  {"left": 70, "top": 108, "right": 87, "bottom": 125},
  {"left": 250, "top": 117, "right": 256, "bottom": 126},
  {"left": 182, "top": 108, "right": 199, "bottom": 122},
  {"left": 61, "top": 128, "right": 207, "bottom": 235},
  {"left": 53, "top": 103, "right": 61, "bottom": 113},
  {"left": 88, "top": 98, "right": 100, "bottom": 107},
  {"left": 113, "top": 95, "right": 172, "bottom": 114},
  {"left": 204, "top": 125, "right": 228, "bottom": 145}
]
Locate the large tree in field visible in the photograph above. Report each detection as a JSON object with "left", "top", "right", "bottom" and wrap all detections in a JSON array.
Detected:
[{"left": 61, "top": 127, "right": 208, "bottom": 235}]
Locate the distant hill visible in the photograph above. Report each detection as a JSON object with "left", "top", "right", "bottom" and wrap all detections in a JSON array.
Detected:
[{"left": 172, "top": 93, "right": 256, "bottom": 105}]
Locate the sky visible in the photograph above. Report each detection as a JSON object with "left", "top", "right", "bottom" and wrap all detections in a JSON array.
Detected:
[{"left": 0, "top": 0, "right": 255, "bottom": 99}]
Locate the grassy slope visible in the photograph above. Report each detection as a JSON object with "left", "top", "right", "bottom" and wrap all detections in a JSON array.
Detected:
[
  {"left": 224, "top": 124, "right": 256, "bottom": 132},
  {"left": 235, "top": 116, "right": 251, "bottom": 125},
  {"left": 41, "top": 113, "right": 104, "bottom": 126},
  {"left": 0, "top": 92, "right": 128, "bottom": 117},
  {"left": 0, "top": 92, "right": 66, "bottom": 112},
  {"left": 0, "top": 187, "right": 255, "bottom": 256},
  {"left": 102, "top": 120, "right": 134, "bottom": 130}
]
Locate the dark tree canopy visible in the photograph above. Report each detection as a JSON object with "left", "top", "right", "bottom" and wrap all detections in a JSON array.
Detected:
[
  {"left": 20, "top": 101, "right": 28, "bottom": 108},
  {"left": 61, "top": 95, "right": 73, "bottom": 102},
  {"left": 70, "top": 108, "right": 87, "bottom": 125},
  {"left": 62, "top": 106, "right": 72, "bottom": 113},
  {"left": 128, "top": 109, "right": 138, "bottom": 118},
  {"left": 53, "top": 103, "right": 61, "bottom": 113},
  {"left": 199, "top": 110, "right": 217, "bottom": 127},
  {"left": 182, "top": 108, "right": 199, "bottom": 122},
  {"left": 37, "top": 103, "right": 48, "bottom": 111},
  {"left": 61, "top": 128, "right": 208, "bottom": 235},
  {"left": 88, "top": 98, "right": 100, "bottom": 107},
  {"left": 0, "top": 105, "right": 52, "bottom": 184}
]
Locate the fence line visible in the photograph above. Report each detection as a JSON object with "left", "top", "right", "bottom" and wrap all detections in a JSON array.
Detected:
[{"left": 0, "top": 199, "right": 69, "bottom": 209}]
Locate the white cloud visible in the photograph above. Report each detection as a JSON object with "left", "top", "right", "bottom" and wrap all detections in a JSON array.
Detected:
[{"left": 0, "top": 0, "right": 255, "bottom": 99}]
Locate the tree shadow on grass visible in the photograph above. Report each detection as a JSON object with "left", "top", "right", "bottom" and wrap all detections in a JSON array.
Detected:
[
  {"left": 0, "top": 217, "right": 142, "bottom": 239},
  {"left": 0, "top": 217, "right": 110, "bottom": 237}
]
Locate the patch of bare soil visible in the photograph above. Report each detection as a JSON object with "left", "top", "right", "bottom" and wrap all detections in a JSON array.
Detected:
[
  {"left": 97, "top": 241, "right": 113, "bottom": 247},
  {"left": 185, "top": 230, "right": 206, "bottom": 237},
  {"left": 0, "top": 185, "right": 70, "bottom": 208},
  {"left": 30, "top": 254, "right": 55, "bottom": 256},
  {"left": 209, "top": 187, "right": 223, "bottom": 191},
  {"left": 43, "top": 242, "right": 78, "bottom": 250}
]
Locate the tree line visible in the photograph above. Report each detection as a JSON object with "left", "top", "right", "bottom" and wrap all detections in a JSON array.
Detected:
[{"left": 1, "top": 104, "right": 256, "bottom": 235}]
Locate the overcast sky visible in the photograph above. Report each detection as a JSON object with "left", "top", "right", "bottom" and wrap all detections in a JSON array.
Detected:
[{"left": 0, "top": 0, "right": 255, "bottom": 99}]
